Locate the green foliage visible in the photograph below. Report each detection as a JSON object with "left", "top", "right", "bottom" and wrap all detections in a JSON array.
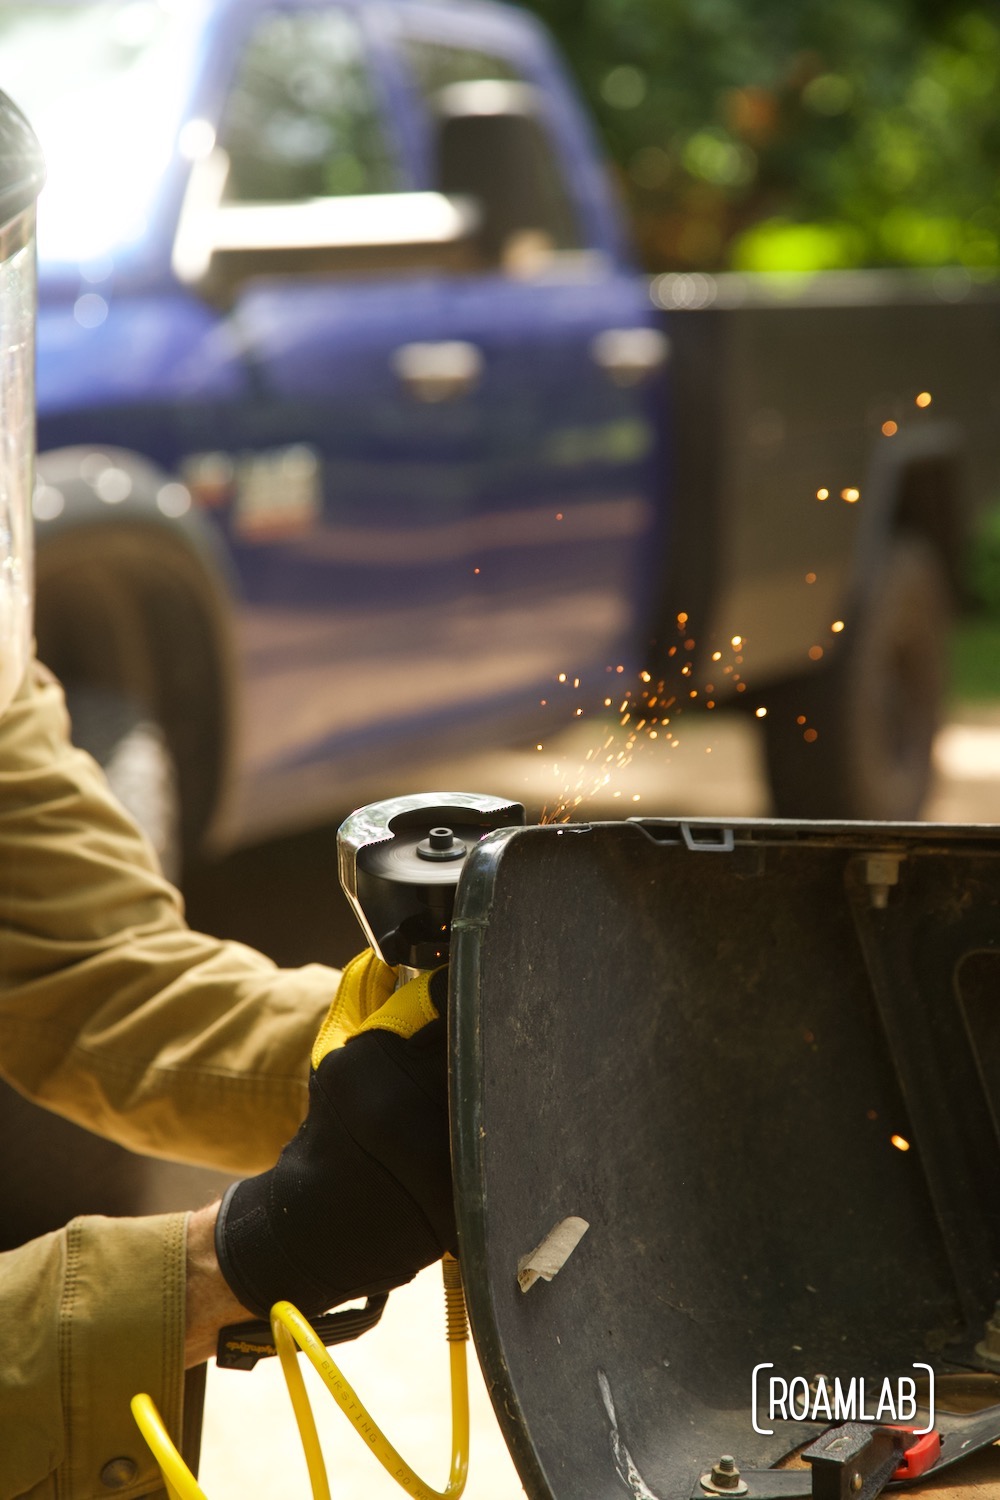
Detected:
[
  {"left": 966, "top": 502, "right": 1000, "bottom": 618},
  {"left": 520, "top": 0, "right": 1000, "bottom": 271},
  {"left": 950, "top": 618, "right": 1000, "bottom": 702}
]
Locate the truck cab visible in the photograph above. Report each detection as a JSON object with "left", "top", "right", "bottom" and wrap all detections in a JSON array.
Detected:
[{"left": 9, "top": 0, "right": 668, "bottom": 861}]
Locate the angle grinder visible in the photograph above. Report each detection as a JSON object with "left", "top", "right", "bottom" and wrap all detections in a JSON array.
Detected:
[{"left": 338, "top": 791, "right": 525, "bottom": 977}]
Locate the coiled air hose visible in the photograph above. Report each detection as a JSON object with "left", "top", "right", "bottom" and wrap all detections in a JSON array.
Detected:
[{"left": 131, "top": 1255, "right": 470, "bottom": 1500}]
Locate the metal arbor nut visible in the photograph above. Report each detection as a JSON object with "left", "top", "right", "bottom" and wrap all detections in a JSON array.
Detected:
[{"left": 700, "top": 1455, "right": 748, "bottom": 1496}]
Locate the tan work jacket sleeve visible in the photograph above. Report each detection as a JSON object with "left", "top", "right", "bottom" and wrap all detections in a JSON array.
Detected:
[
  {"left": 0, "top": 660, "right": 337, "bottom": 1171},
  {"left": 4, "top": 1213, "right": 187, "bottom": 1500},
  {"left": 0, "top": 661, "right": 340, "bottom": 1498}
]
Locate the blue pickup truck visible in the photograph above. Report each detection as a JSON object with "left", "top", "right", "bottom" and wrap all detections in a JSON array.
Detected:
[{"left": 8, "top": 0, "right": 1000, "bottom": 869}]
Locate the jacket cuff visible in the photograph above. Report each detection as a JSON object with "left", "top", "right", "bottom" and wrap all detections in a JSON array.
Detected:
[{"left": 57, "top": 1212, "right": 188, "bottom": 1498}]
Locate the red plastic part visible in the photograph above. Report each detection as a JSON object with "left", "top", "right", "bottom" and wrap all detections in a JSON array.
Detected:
[{"left": 889, "top": 1427, "right": 941, "bottom": 1482}]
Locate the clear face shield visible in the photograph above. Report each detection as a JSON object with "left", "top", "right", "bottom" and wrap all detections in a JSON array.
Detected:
[
  {"left": 0, "top": 208, "right": 36, "bottom": 715},
  {"left": 0, "top": 91, "right": 44, "bottom": 716}
]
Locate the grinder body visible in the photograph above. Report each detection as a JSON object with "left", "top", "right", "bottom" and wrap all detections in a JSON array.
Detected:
[{"left": 337, "top": 793, "right": 524, "bottom": 971}]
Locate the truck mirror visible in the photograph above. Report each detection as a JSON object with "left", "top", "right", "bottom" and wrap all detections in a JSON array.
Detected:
[
  {"left": 431, "top": 81, "right": 582, "bottom": 271},
  {"left": 172, "top": 148, "right": 481, "bottom": 295}
]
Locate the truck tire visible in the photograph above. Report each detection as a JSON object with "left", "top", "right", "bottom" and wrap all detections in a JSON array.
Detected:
[
  {"left": 761, "top": 532, "right": 951, "bottom": 821},
  {"left": 64, "top": 686, "right": 183, "bottom": 883}
]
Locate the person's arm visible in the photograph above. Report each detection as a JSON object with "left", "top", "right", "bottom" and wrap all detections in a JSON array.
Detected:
[
  {"left": 3, "top": 996, "right": 452, "bottom": 1500},
  {"left": 0, "top": 659, "right": 335, "bottom": 1173},
  {"left": 0, "top": 656, "right": 325, "bottom": 1489},
  {"left": 185, "top": 1201, "right": 253, "bottom": 1367},
  {"left": 0, "top": 662, "right": 330, "bottom": 1480},
  {"left": 2, "top": 1214, "right": 189, "bottom": 1500}
]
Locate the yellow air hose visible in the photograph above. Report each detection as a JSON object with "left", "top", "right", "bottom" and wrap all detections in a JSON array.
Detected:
[
  {"left": 131, "top": 1255, "right": 470, "bottom": 1500},
  {"left": 129, "top": 1393, "right": 208, "bottom": 1500}
]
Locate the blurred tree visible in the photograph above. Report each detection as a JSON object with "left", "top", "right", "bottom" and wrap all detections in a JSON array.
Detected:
[{"left": 522, "top": 0, "right": 1000, "bottom": 272}]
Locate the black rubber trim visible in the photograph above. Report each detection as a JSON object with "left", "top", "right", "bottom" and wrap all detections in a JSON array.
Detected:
[{"left": 216, "top": 1295, "right": 389, "bottom": 1370}]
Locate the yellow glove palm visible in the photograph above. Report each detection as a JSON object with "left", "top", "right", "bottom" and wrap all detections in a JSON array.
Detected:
[{"left": 311, "top": 950, "right": 444, "bottom": 1067}]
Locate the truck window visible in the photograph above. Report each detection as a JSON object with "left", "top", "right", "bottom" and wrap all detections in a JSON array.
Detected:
[
  {"left": 402, "top": 36, "right": 583, "bottom": 273},
  {"left": 219, "top": 9, "right": 396, "bottom": 204},
  {"left": 1, "top": 1, "right": 192, "bottom": 263},
  {"left": 403, "top": 38, "right": 520, "bottom": 97}
]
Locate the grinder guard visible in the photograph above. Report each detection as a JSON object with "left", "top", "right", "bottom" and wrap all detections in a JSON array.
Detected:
[
  {"left": 448, "top": 817, "right": 1000, "bottom": 1500},
  {"left": 338, "top": 792, "right": 524, "bottom": 968}
]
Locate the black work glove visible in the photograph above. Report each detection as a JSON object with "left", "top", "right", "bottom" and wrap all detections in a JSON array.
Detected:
[{"left": 215, "top": 962, "right": 455, "bottom": 1320}]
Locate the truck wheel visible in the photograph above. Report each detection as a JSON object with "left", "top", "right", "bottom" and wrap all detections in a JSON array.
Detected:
[
  {"left": 64, "top": 686, "right": 183, "bottom": 883},
  {"left": 761, "top": 533, "right": 951, "bottom": 821}
]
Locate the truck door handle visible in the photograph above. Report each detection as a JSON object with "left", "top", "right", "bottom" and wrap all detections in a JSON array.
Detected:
[
  {"left": 390, "top": 340, "right": 483, "bottom": 402},
  {"left": 590, "top": 326, "right": 670, "bottom": 387}
]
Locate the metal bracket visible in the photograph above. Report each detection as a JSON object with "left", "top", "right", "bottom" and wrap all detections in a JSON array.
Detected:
[
  {"left": 803, "top": 1424, "right": 902, "bottom": 1500},
  {"left": 681, "top": 822, "right": 736, "bottom": 853},
  {"left": 864, "top": 854, "right": 904, "bottom": 909}
]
